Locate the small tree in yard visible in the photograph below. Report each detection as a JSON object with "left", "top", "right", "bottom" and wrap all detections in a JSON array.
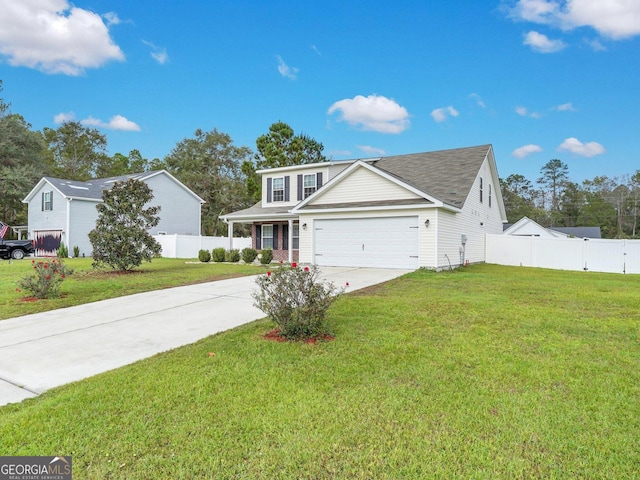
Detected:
[
  {"left": 253, "top": 263, "right": 343, "bottom": 340},
  {"left": 89, "top": 178, "right": 161, "bottom": 271}
]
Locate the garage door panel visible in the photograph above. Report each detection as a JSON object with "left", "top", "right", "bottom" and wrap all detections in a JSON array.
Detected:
[{"left": 314, "top": 217, "right": 418, "bottom": 269}]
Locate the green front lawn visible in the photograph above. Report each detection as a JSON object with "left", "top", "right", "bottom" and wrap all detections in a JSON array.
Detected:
[
  {"left": 0, "top": 257, "right": 262, "bottom": 320},
  {"left": 1, "top": 265, "right": 638, "bottom": 478}
]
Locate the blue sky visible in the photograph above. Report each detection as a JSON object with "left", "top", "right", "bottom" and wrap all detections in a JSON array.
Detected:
[{"left": 1, "top": 0, "right": 639, "bottom": 184}]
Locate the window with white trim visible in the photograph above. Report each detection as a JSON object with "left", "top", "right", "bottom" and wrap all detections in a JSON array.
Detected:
[
  {"left": 272, "top": 177, "right": 284, "bottom": 202},
  {"left": 292, "top": 223, "right": 299, "bottom": 249},
  {"left": 489, "top": 184, "right": 492, "bottom": 207},
  {"left": 303, "top": 174, "right": 316, "bottom": 198},
  {"left": 479, "top": 177, "right": 483, "bottom": 203},
  {"left": 262, "top": 224, "right": 274, "bottom": 249},
  {"left": 43, "top": 191, "right": 53, "bottom": 211}
]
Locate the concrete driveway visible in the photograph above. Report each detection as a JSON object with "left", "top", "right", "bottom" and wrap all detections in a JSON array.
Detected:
[{"left": 0, "top": 267, "right": 411, "bottom": 406}]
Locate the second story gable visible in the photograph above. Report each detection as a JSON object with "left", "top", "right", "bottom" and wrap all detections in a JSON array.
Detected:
[{"left": 259, "top": 162, "right": 350, "bottom": 207}]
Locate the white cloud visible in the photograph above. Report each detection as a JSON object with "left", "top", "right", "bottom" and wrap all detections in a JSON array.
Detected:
[
  {"left": 558, "top": 137, "right": 605, "bottom": 157},
  {"left": 469, "top": 93, "right": 486, "bottom": 108},
  {"left": 81, "top": 115, "right": 140, "bottom": 131},
  {"left": 327, "top": 94, "right": 410, "bottom": 134},
  {"left": 276, "top": 55, "right": 298, "bottom": 79},
  {"left": 0, "top": 0, "right": 124, "bottom": 75},
  {"left": 311, "top": 45, "right": 322, "bottom": 56},
  {"left": 143, "top": 40, "right": 168, "bottom": 65},
  {"left": 553, "top": 102, "right": 576, "bottom": 111},
  {"left": 54, "top": 111, "right": 75, "bottom": 124},
  {"left": 431, "top": 106, "right": 459, "bottom": 123},
  {"left": 586, "top": 38, "right": 606, "bottom": 51},
  {"left": 509, "top": 0, "right": 640, "bottom": 40},
  {"left": 357, "top": 145, "right": 386, "bottom": 156},
  {"left": 103, "top": 12, "right": 121, "bottom": 26},
  {"left": 523, "top": 30, "right": 567, "bottom": 52},
  {"left": 515, "top": 106, "right": 542, "bottom": 118},
  {"left": 512, "top": 144, "right": 543, "bottom": 158}
]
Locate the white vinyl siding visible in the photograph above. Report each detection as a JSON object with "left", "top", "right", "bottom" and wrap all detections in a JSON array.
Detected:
[
  {"left": 309, "top": 167, "right": 421, "bottom": 205},
  {"left": 144, "top": 173, "right": 201, "bottom": 235},
  {"left": 68, "top": 199, "right": 101, "bottom": 257}
]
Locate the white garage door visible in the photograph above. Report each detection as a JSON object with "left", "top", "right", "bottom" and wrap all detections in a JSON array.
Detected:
[{"left": 314, "top": 216, "right": 419, "bottom": 269}]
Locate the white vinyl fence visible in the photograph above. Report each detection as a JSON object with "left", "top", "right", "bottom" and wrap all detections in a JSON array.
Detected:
[
  {"left": 153, "top": 234, "right": 252, "bottom": 259},
  {"left": 486, "top": 234, "right": 640, "bottom": 274}
]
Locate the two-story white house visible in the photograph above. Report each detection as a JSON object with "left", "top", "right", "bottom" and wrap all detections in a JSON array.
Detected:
[
  {"left": 23, "top": 170, "right": 205, "bottom": 257},
  {"left": 223, "top": 144, "right": 507, "bottom": 270}
]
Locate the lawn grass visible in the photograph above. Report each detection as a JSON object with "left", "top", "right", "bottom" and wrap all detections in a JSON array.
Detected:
[
  {"left": 0, "top": 257, "right": 262, "bottom": 320},
  {"left": 1, "top": 264, "right": 638, "bottom": 478}
]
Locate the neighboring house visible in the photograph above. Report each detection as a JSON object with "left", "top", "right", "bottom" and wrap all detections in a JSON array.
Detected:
[
  {"left": 503, "top": 217, "right": 602, "bottom": 239},
  {"left": 23, "top": 170, "right": 205, "bottom": 257},
  {"left": 223, "top": 144, "right": 507, "bottom": 270}
]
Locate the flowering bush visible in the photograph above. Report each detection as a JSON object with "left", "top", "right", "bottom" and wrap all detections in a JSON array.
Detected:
[
  {"left": 18, "top": 259, "right": 72, "bottom": 299},
  {"left": 253, "top": 263, "right": 343, "bottom": 340}
]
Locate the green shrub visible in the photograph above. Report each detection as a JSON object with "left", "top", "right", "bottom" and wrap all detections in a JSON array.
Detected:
[
  {"left": 18, "top": 259, "right": 72, "bottom": 299},
  {"left": 212, "top": 247, "right": 226, "bottom": 262},
  {"left": 241, "top": 247, "right": 258, "bottom": 264},
  {"left": 259, "top": 248, "right": 273, "bottom": 265},
  {"left": 57, "top": 242, "right": 68, "bottom": 258},
  {"left": 73, "top": 245, "right": 80, "bottom": 258},
  {"left": 198, "top": 249, "right": 211, "bottom": 263},
  {"left": 225, "top": 249, "right": 240, "bottom": 263},
  {"left": 253, "top": 263, "right": 343, "bottom": 340}
]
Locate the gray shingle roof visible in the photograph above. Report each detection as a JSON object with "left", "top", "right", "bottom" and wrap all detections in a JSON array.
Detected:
[
  {"left": 369, "top": 144, "right": 492, "bottom": 208},
  {"left": 43, "top": 171, "right": 166, "bottom": 200},
  {"left": 550, "top": 226, "right": 602, "bottom": 239}
]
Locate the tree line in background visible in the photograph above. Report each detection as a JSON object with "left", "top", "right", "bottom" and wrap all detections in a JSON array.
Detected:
[
  {"left": 2, "top": 80, "right": 638, "bottom": 239},
  {"left": 501, "top": 159, "right": 640, "bottom": 238}
]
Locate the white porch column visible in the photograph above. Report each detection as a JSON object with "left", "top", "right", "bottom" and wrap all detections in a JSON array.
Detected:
[
  {"left": 227, "top": 221, "right": 234, "bottom": 250},
  {"left": 288, "top": 218, "right": 294, "bottom": 263}
]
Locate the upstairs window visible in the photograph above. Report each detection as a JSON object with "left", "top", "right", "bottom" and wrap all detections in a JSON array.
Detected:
[
  {"left": 303, "top": 174, "right": 317, "bottom": 198},
  {"left": 489, "top": 184, "right": 492, "bottom": 207},
  {"left": 479, "top": 177, "right": 483, "bottom": 203},
  {"left": 272, "top": 177, "right": 284, "bottom": 202},
  {"left": 42, "top": 191, "right": 53, "bottom": 211}
]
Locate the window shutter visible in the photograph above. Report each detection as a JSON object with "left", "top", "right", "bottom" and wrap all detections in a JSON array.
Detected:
[
  {"left": 267, "top": 178, "right": 272, "bottom": 203},
  {"left": 317, "top": 172, "right": 323, "bottom": 189},
  {"left": 273, "top": 225, "right": 279, "bottom": 250},
  {"left": 50, "top": 191, "right": 53, "bottom": 209},
  {"left": 282, "top": 224, "right": 288, "bottom": 250},
  {"left": 284, "top": 176, "right": 290, "bottom": 201},
  {"left": 297, "top": 174, "right": 303, "bottom": 201},
  {"left": 41, "top": 192, "right": 45, "bottom": 211},
  {"left": 255, "top": 224, "right": 262, "bottom": 250}
]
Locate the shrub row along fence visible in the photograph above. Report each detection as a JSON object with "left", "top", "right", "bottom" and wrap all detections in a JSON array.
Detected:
[
  {"left": 153, "top": 234, "right": 252, "bottom": 259},
  {"left": 486, "top": 234, "right": 640, "bottom": 274}
]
